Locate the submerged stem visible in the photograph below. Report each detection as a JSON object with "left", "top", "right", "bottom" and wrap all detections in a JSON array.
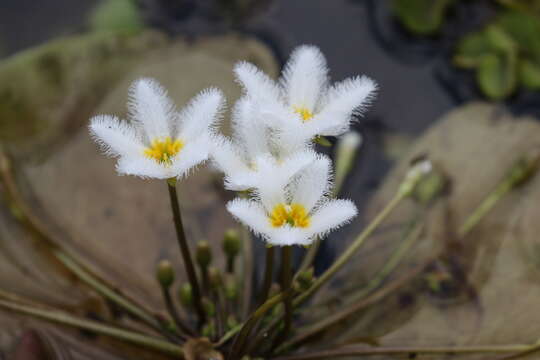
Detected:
[
  {"left": 0, "top": 299, "right": 183, "bottom": 357},
  {"left": 166, "top": 180, "right": 206, "bottom": 327}
]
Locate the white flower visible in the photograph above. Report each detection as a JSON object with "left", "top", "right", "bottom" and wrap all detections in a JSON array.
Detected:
[
  {"left": 211, "top": 97, "right": 317, "bottom": 190},
  {"left": 89, "top": 78, "right": 225, "bottom": 179},
  {"left": 226, "top": 155, "right": 358, "bottom": 246},
  {"left": 234, "top": 45, "right": 377, "bottom": 155}
]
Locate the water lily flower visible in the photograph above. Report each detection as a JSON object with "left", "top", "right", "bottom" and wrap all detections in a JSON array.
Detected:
[
  {"left": 212, "top": 97, "right": 317, "bottom": 190},
  {"left": 234, "top": 45, "right": 377, "bottom": 155},
  {"left": 89, "top": 78, "right": 224, "bottom": 179},
  {"left": 226, "top": 155, "right": 357, "bottom": 246}
]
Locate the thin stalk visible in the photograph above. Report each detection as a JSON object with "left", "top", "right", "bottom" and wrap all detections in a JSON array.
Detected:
[
  {"left": 296, "top": 239, "right": 320, "bottom": 275},
  {"left": 275, "top": 261, "right": 429, "bottom": 353},
  {"left": 166, "top": 180, "right": 206, "bottom": 327},
  {"left": 0, "top": 299, "right": 183, "bottom": 357},
  {"left": 271, "top": 343, "right": 539, "bottom": 360},
  {"left": 459, "top": 153, "right": 540, "bottom": 237},
  {"left": 344, "top": 221, "right": 424, "bottom": 304},
  {"left": 258, "top": 246, "right": 275, "bottom": 306},
  {"left": 271, "top": 246, "right": 293, "bottom": 350},
  {"left": 227, "top": 290, "right": 293, "bottom": 360},
  {"left": 294, "top": 190, "right": 406, "bottom": 307},
  {"left": 240, "top": 224, "right": 253, "bottom": 319},
  {"left": 0, "top": 150, "right": 165, "bottom": 333},
  {"left": 53, "top": 251, "right": 160, "bottom": 331},
  {"left": 160, "top": 285, "right": 194, "bottom": 338}
]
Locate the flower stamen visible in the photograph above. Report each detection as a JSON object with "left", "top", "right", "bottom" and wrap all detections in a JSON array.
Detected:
[
  {"left": 269, "top": 203, "right": 310, "bottom": 228},
  {"left": 293, "top": 106, "right": 314, "bottom": 122},
  {"left": 144, "top": 137, "right": 184, "bottom": 165}
]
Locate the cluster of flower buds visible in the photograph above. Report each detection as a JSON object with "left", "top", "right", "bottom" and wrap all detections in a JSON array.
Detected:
[{"left": 89, "top": 45, "right": 377, "bottom": 246}]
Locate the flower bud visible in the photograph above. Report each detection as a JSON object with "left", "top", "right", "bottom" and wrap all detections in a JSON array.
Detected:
[
  {"left": 202, "top": 297, "right": 215, "bottom": 317},
  {"left": 178, "top": 283, "right": 193, "bottom": 307},
  {"left": 156, "top": 260, "right": 175, "bottom": 288},
  {"left": 224, "top": 275, "right": 238, "bottom": 300},
  {"left": 335, "top": 132, "right": 362, "bottom": 192},
  {"left": 202, "top": 321, "right": 216, "bottom": 338},
  {"left": 223, "top": 229, "right": 241, "bottom": 257},
  {"left": 296, "top": 267, "right": 315, "bottom": 291},
  {"left": 196, "top": 240, "right": 212, "bottom": 268},
  {"left": 208, "top": 266, "right": 222, "bottom": 289},
  {"left": 226, "top": 315, "right": 238, "bottom": 330}
]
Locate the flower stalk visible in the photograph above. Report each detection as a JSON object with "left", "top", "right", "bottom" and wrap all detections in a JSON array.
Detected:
[{"left": 167, "top": 179, "right": 206, "bottom": 327}]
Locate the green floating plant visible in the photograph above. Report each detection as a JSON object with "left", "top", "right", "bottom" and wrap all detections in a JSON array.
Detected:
[
  {"left": 454, "top": 10, "right": 540, "bottom": 99},
  {"left": 392, "top": 0, "right": 456, "bottom": 35}
]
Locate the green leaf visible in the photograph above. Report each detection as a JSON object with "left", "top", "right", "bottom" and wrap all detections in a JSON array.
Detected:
[
  {"left": 497, "top": 10, "right": 540, "bottom": 61},
  {"left": 485, "top": 25, "right": 517, "bottom": 53},
  {"left": 519, "top": 58, "right": 540, "bottom": 89},
  {"left": 89, "top": 0, "right": 144, "bottom": 35},
  {"left": 476, "top": 51, "right": 518, "bottom": 100},
  {"left": 454, "top": 32, "right": 495, "bottom": 68},
  {"left": 392, "top": 0, "right": 455, "bottom": 35}
]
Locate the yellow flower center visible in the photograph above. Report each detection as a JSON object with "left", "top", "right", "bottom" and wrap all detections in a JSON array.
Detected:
[
  {"left": 269, "top": 203, "right": 310, "bottom": 228},
  {"left": 144, "top": 137, "right": 184, "bottom": 165},
  {"left": 293, "top": 106, "right": 314, "bottom": 122}
]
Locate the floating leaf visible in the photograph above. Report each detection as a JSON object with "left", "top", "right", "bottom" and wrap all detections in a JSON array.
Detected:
[
  {"left": 519, "top": 58, "right": 540, "bottom": 89},
  {"left": 454, "top": 32, "right": 495, "bottom": 68},
  {"left": 476, "top": 51, "right": 517, "bottom": 100},
  {"left": 392, "top": 0, "right": 455, "bottom": 35},
  {"left": 89, "top": 0, "right": 144, "bottom": 35}
]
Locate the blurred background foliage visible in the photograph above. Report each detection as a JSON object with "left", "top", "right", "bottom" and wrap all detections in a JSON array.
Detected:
[{"left": 392, "top": 0, "right": 540, "bottom": 99}]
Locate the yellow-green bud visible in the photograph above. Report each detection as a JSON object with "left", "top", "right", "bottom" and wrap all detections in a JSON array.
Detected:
[
  {"left": 334, "top": 132, "right": 362, "bottom": 191},
  {"left": 411, "top": 166, "right": 447, "bottom": 205},
  {"left": 208, "top": 266, "right": 222, "bottom": 289},
  {"left": 224, "top": 276, "right": 238, "bottom": 300},
  {"left": 196, "top": 240, "right": 212, "bottom": 268},
  {"left": 223, "top": 229, "right": 241, "bottom": 257},
  {"left": 202, "top": 322, "right": 216, "bottom": 338},
  {"left": 156, "top": 260, "right": 175, "bottom": 288},
  {"left": 178, "top": 283, "right": 193, "bottom": 307},
  {"left": 203, "top": 297, "right": 215, "bottom": 317},
  {"left": 296, "top": 267, "right": 315, "bottom": 291},
  {"left": 226, "top": 315, "right": 239, "bottom": 330},
  {"left": 314, "top": 135, "right": 332, "bottom": 147}
]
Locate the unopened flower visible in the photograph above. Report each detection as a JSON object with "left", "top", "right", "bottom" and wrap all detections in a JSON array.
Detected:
[
  {"left": 212, "top": 97, "right": 317, "bottom": 190},
  {"left": 226, "top": 156, "right": 357, "bottom": 246},
  {"left": 89, "top": 78, "right": 224, "bottom": 179},
  {"left": 234, "top": 45, "right": 377, "bottom": 155}
]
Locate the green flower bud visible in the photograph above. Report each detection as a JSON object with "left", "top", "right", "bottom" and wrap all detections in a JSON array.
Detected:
[
  {"left": 203, "top": 298, "right": 215, "bottom": 317},
  {"left": 178, "top": 283, "right": 193, "bottom": 308},
  {"left": 296, "top": 267, "right": 315, "bottom": 291},
  {"left": 156, "top": 260, "right": 175, "bottom": 288},
  {"left": 224, "top": 276, "right": 238, "bottom": 300},
  {"left": 196, "top": 240, "right": 212, "bottom": 268},
  {"left": 223, "top": 229, "right": 241, "bottom": 257},
  {"left": 208, "top": 266, "right": 222, "bottom": 289}
]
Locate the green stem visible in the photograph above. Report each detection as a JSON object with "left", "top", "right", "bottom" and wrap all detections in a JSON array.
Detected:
[
  {"left": 161, "top": 285, "right": 194, "bottom": 338},
  {"left": 459, "top": 153, "right": 540, "bottom": 237},
  {"left": 166, "top": 180, "right": 206, "bottom": 327},
  {"left": 258, "top": 246, "right": 275, "bottom": 306},
  {"left": 0, "top": 298, "right": 183, "bottom": 357},
  {"left": 294, "top": 190, "right": 406, "bottom": 307},
  {"left": 271, "top": 343, "right": 540, "bottom": 360},
  {"left": 343, "top": 221, "right": 423, "bottom": 304},
  {"left": 227, "top": 291, "right": 292, "bottom": 360},
  {"left": 240, "top": 224, "right": 253, "bottom": 319},
  {"left": 271, "top": 246, "right": 293, "bottom": 350}
]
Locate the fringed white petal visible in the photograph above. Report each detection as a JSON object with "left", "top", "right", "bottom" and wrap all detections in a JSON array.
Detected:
[
  {"left": 250, "top": 154, "right": 288, "bottom": 211},
  {"left": 227, "top": 199, "right": 271, "bottom": 238},
  {"left": 89, "top": 115, "right": 145, "bottom": 158},
  {"left": 178, "top": 87, "right": 225, "bottom": 140},
  {"left": 127, "top": 78, "right": 175, "bottom": 141},
  {"left": 280, "top": 45, "right": 328, "bottom": 112},
  {"left": 170, "top": 135, "right": 212, "bottom": 179},
  {"left": 316, "top": 75, "right": 377, "bottom": 136},
  {"left": 210, "top": 135, "right": 253, "bottom": 190},
  {"left": 231, "top": 97, "right": 270, "bottom": 157},
  {"left": 306, "top": 199, "right": 358, "bottom": 239},
  {"left": 291, "top": 155, "right": 332, "bottom": 212},
  {"left": 267, "top": 227, "right": 313, "bottom": 247},
  {"left": 234, "top": 61, "right": 282, "bottom": 104},
  {"left": 116, "top": 156, "right": 172, "bottom": 179}
]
